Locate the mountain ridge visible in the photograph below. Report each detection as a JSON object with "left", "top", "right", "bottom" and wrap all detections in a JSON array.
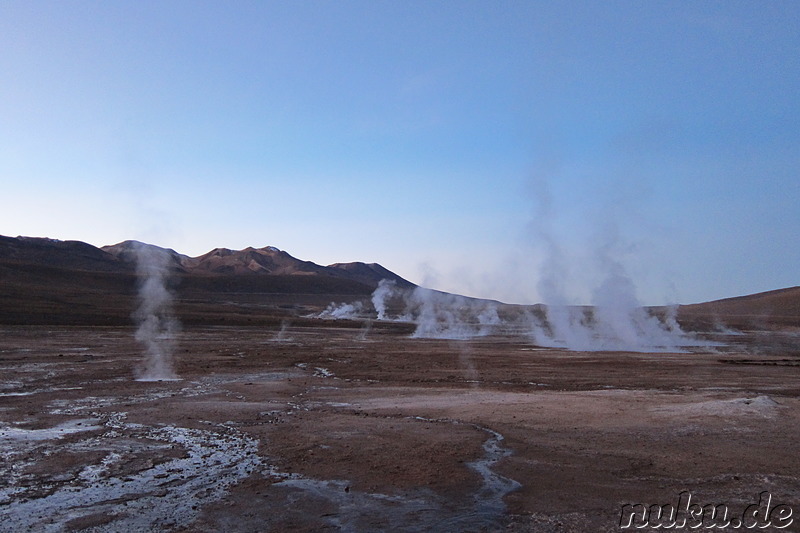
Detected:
[
  {"left": 99, "top": 239, "right": 414, "bottom": 287},
  {"left": 678, "top": 285, "right": 800, "bottom": 329},
  {"left": 0, "top": 235, "right": 413, "bottom": 325},
  {"left": 0, "top": 234, "right": 797, "bottom": 329}
]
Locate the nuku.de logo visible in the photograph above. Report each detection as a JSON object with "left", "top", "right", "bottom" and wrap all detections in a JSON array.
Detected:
[{"left": 619, "top": 491, "right": 793, "bottom": 529}]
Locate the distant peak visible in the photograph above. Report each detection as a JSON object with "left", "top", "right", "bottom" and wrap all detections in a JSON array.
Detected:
[
  {"left": 237, "top": 246, "right": 281, "bottom": 254},
  {"left": 208, "top": 247, "right": 234, "bottom": 255},
  {"left": 103, "top": 240, "right": 143, "bottom": 249}
]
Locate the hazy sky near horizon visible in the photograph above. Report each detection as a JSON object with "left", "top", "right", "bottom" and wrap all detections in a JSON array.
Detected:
[{"left": 1, "top": 1, "right": 798, "bottom": 305}]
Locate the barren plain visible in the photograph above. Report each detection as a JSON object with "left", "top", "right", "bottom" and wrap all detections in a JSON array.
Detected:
[{"left": 1, "top": 322, "right": 799, "bottom": 532}]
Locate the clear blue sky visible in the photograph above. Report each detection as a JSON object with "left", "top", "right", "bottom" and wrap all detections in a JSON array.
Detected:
[{"left": 1, "top": 1, "right": 798, "bottom": 305}]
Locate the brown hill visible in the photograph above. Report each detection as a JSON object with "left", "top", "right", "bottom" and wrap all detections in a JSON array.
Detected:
[
  {"left": 678, "top": 286, "right": 800, "bottom": 330},
  {"left": 327, "top": 262, "right": 415, "bottom": 288},
  {"left": 101, "top": 240, "right": 190, "bottom": 272},
  {"left": 100, "top": 240, "right": 413, "bottom": 287},
  {"left": 1, "top": 235, "right": 132, "bottom": 273},
  {"left": 0, "top": 235, "right": 414, "bottom": 326},
  {"left": 185, "top": 246, "right": 328, "bottom": 276}
]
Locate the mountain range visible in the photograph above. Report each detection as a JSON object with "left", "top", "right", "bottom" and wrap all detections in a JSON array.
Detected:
[
  {"left": 0, "top": 234, "right": 797, "bottom": 329},
  {"left": 0, "top": 235, "right": 412, "bottom": 326},
  {"left": 99, "top": 239, "right": 413, "bottom": 287}
]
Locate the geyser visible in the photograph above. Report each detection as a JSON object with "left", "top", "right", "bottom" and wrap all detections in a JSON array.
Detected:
[
  {"left": 132, "top": 242, "right": 180, "bottom": 381},
  {"left": 321, "top": 278, "right": 715, "bottom": 351},
  {"left": 368, "top": 281, "right": 503, "bottom": 340},
  {"left": 524, "top": 172, "right": 710, "bottom": 352}
]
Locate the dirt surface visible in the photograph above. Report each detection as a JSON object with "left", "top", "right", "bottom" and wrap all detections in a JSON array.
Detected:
[{"left": 1, "top": 324, "right": 799, "bottom": 532}]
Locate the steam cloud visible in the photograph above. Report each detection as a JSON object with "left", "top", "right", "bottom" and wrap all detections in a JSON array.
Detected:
[
  {"left": 405, "top": 287, "right": 502, "bottom": 339},
  {"left": 321, "top": 278, "right": 710, "bottom": 351},
  {"left": 318, "top": 301, "right": 364, "bottom": 319},
  {"left": 367, "top": 281, "right": 503, "bottom": 340},
  {"left": 524, "top": 227, "right": 695, "bottom": 351},
  {"left": 132, "top": 243, "right": 180, "bottom": 380},
  {"left": 371, "top": 279, "right": 394, "bottom": 320},
  {"left": 524, "top": 172, "right": 706, "bottom": 352},
  {"left": 316, "top": 168, "right": 714, "bottom": 354}
]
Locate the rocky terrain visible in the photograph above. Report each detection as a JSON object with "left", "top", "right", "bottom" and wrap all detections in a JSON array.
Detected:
[
  {"left": 0, "top": 234, "right": 798, "bottom": 531},
  {"left": 1, "top": 324, "right": 799, "bottom": 532}
]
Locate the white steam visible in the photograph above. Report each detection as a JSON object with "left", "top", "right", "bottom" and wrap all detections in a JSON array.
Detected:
[
  {"left": 357, "top": 319, "right": 373, "bottom": 341},
  {"left": 315, "top": 280, "right": 502, "bottom": 340},
  {"left": 370, "top": 282, "right": 503, "bottom": 340},
  {"left": 132, "top": 243, "right": 180, "bottom": 381},
  {"left": 315, "top": 302, "right": 375, "bottom": 341},
  {"left": 526, "top": 250, "right": 694, "bottom": 352},
  {"left": 406, "top": 288, "right": 503, "bottom": 339},
  {"left": 318, "top": 301, "right": 364, "bottom": 319},
  {"left": 371, "top": 279, "right": 395, "bottom": 320},
  {"left": 525, "top": 172, "right": 704, "bottom": 352},
  {"left": 321, "top": 277, "right": 711, "bottom": 352},
  {"left": 272, "top": 320, "right": 293, "bottom": 342},
  {"left": 314, "top": 170, "right": 716, "bottom": 357}
]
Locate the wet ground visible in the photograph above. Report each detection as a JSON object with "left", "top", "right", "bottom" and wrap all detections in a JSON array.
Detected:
[{"left": 1, "top": 324, "right": 799, "bottom": 532}]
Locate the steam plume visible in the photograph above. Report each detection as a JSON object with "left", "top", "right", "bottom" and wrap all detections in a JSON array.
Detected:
[
  {"left": 371, "top": 282, "right": 502, "bottom": 340},
  {"left": 132, "top": 242, "right": 180, "bottom": 381},
  {"left": 322, "top": 277, "right": 708, "bottom": 351},
  {"left": 371, "top": 279, "right": 395, "bottom": 320},
  {"left": 526, "top": 173, "right": 702, "bottom": 352},
  {"left": 318, "top": 301, "right": 364, "bottom": 319},
  {"left": 272, "top": 320, "right": 293, "bottom": 342}
]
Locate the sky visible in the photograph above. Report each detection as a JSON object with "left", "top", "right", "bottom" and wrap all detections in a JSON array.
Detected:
[{"left": 1, "top": 1, "right": 798, "bottom": 305}]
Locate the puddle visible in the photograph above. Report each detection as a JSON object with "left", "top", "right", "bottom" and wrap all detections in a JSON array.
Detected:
[
  {"left": 268, "top": 476, "right": 445, "bottom": 531},
  {"left": 0, "top": 414, "right": 263, "bottom": 532},
  {"left": 0, "top": 418, "right": 102, "bottom": 441},
  {"left": 0, "top": 387, "right": 83, "bottom": 398},
  {"left": 313, "top": 367, "right": 335, "bottom": 378}
]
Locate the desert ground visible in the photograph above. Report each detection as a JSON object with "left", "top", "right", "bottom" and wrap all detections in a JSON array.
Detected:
[{"left": 1, "top": 321, "right": 799, "bottom": 532}]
